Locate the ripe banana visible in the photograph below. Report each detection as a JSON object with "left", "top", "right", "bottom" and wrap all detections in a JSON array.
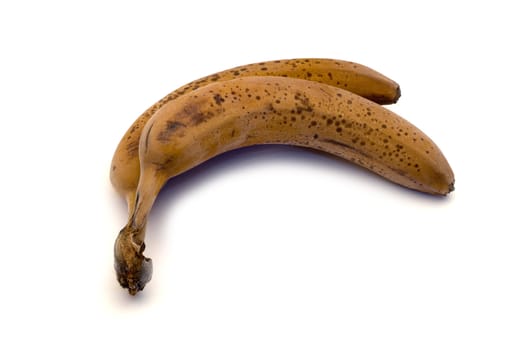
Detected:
[
  {"left": 110, "top": 58, "right": 401, "bottom": 212},
  {"left": 113, "top": 75, "right": 454, "bottom": 295}
]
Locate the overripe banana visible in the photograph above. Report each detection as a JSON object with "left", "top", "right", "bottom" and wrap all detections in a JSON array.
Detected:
[
  {"left": 110, "top": 58, "right": 401, "bottom": 212},
  {"left": 113, "top": 75, "right": 454, "bottom": 295}
]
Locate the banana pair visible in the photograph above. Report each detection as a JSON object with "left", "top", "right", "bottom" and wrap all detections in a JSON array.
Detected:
[{"left": 110, "top": 58, "right": 454, "bottom": 295}]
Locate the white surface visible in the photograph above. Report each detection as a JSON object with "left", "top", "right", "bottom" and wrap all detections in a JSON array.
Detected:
[{"left": 1, "top": 1, "right": 522, "bottom": 349}]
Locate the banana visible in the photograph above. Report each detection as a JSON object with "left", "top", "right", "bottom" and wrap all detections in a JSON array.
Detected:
[
  {"left": 110, "top": 58, "right": 401, "bottom": 212},
  {"left": 113, "top": 76, "right": 454, "bottom": 295}
]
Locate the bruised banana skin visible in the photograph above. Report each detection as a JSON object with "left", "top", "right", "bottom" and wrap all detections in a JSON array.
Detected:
[
  {"left": 110, "top": 58, "right": 400, "bottom": 211},
  {"left": 114, "top": 76, "right": 454, "bottom": 295}
]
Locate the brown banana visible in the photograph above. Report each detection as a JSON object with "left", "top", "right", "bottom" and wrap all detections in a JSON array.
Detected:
[
  {"left": 110, "top": 58, "right": 401, "bottom": 211},
  {"left": 113, "top": 76, "right": 454, "bottom": 295}
]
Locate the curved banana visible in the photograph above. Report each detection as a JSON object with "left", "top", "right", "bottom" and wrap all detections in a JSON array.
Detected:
[
  {"left": 113, "top": 76, "right": 454, "bottom": 295},
  {"left": 110, "top": 58, "right": 401, "bottom": 211}
]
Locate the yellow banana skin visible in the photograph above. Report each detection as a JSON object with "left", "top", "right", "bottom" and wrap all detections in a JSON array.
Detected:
[
  {"left": 114, "top": 76, "right": 453, "bottom": 295},
  {"left": 110, "top": 58, "right": 401, "bottom": 210}
]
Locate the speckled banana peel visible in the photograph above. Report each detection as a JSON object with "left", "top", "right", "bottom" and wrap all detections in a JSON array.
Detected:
[
  {"left": 112, "top": 69, "right": 454, "bottom": 296},
  {"left": 110, "top": 58, "right": 401, "bottom": 211}
]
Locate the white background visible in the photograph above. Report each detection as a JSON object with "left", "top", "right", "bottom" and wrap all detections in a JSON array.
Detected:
[{"left": 1, "top": 1, "right": 521, "bottom": 349}]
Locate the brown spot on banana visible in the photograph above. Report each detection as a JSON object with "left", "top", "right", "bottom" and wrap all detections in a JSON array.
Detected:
[
  {"left": 156, "top": 121, "right": 186, "bottom": 143},
  {"left": 110, "top": 58, "right": 400, "bottom": 201}
]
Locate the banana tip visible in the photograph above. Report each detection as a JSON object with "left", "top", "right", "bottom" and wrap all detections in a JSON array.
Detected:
[
  {"left": 448, "top": 181, "right": 455, "bottom": 194},
  {"left": 394, "top": 86, "right": 401, "bottom": 103}
]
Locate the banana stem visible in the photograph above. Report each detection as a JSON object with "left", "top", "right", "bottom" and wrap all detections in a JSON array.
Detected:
[
  {"left": 129, "top": 167, "right": 166, "bottom": 232},
  {"left": 114, "top": 166, "right": 167, "bottom": 295}
]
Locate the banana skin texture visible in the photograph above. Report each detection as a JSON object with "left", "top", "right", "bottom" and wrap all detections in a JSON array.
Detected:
[
  {"left": 110, "top": 58, "right": 401, "bottom": 211},
  {"left": 112, "top": 74, "right": 454, "bottom": 295}
]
